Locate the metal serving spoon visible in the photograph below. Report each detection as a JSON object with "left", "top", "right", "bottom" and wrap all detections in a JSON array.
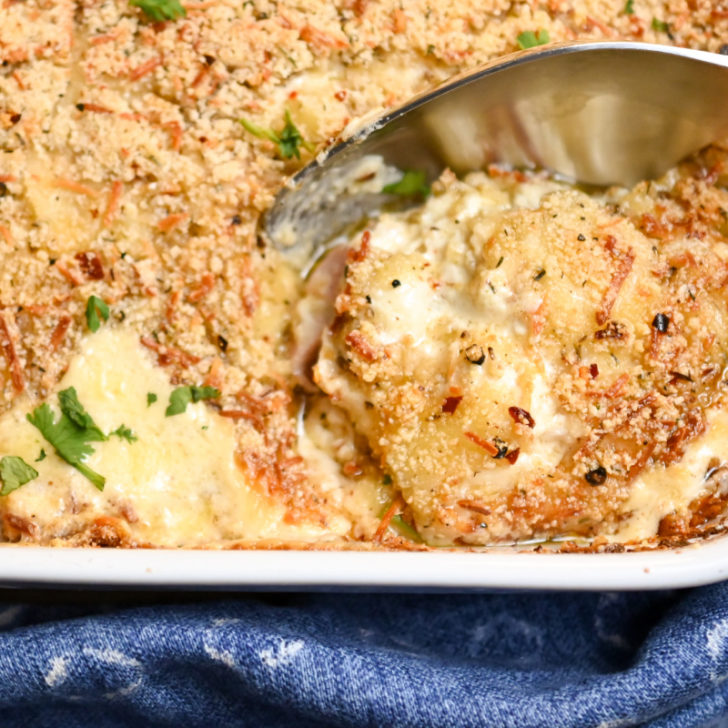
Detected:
[{"left": 263, "top": 41, "right": 728, "bottom": 256}]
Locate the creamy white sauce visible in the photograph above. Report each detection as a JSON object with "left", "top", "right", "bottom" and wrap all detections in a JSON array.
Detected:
[{"left": 0, "top": 327, "right": 344, "bottom": 545}]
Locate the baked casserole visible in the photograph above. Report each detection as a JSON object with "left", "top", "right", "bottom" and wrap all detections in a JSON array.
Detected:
[{"left": 1, "top": 0, "right": 728, "bottom": 551}]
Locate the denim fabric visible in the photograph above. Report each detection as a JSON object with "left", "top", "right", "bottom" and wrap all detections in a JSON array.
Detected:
[{"left": 0, "top": 585, "right": 727, "bottom": 728}]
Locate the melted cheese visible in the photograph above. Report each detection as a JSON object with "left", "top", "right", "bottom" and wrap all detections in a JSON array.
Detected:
[
  {"left": 614, "top": 408, "right": 728, "bottom": 543},
  {"left": 0, "top": 327, "right": 344, "bottom": 545}
]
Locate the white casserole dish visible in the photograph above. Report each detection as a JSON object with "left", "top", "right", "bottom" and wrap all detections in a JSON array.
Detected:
[{"left": 1, "top": 540, "right": 725, "bottom": 590}]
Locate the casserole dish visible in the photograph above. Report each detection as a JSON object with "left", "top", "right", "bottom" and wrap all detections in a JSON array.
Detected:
[{"left": 2, "top": 1, "right": 728, "bottom": 589}]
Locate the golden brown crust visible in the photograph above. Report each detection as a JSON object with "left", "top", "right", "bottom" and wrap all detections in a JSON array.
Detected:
[
  {"left": 316, "top": 151, "right": 728, "bottom": 546},
  {"left": 2, "top": 1, "right": 728, "bottom": 549}
]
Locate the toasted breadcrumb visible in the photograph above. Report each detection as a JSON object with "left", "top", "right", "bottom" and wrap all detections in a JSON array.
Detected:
[{"left": 0, "top": 0, "right": 727, "bottom": 547}]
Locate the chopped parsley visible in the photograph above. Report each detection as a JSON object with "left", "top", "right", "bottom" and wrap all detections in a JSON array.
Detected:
[
  {"left": 239, "top": 110, "right": 314, "bottom": 160},
  {"left": 129, "top": 0, "right": 187, "bottom": 22},
  {"left": 651, "top": 18, "right": 669, "bottom": 33},
  {"left": 58, "top": 387, "right": 106, "bottom": 440},
  {"left": 27, "top": 388, "right": 107, "bottom": 491},
  {"left": 516, "top": 29, "right": 550, "bottom": 50},
  {"left": 0, "top": 456, "right": 38, "bottom": 496},
  {"left": 624, "top": 0, "right": 634, "bottom": 13},
  {"left": 382, "top": 170, "right": 430, "bottom": 198},
  {"left": 85, "top": 295, "right": 109, "bottom": 333},
  {"left": 35, "top": 449, "right": 46, "bottom": 462},
  {"left": 165, "top": 385, "right": 220, "bottom": 417},
  {"left": 110, "top": 425, "right": 138, "bottom": 443},
  {"left": 147, "top": 392, "right": 158, "bottom": 407}
]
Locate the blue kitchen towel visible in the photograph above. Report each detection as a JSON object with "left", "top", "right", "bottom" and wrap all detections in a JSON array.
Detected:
[{"left": 0, "top": 585, "right": 727, "bottom": 727}]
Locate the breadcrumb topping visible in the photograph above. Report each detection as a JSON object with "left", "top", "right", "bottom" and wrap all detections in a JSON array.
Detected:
[{"left": 0, "top": 0, "right": 727, "bottom": 547}]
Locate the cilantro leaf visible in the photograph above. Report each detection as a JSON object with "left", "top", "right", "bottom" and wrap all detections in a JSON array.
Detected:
[
  {"left": 516, "top": 29, "right": 550, "bottom": 49},
  {"left": 239, "top": 110, "right": 313, "bottom": 160},
  {"left": 27, "top": 391, "right": 107, "bottom": 491},
  {"left": 0, "top": 456, "right": 38, "bottom": 496},
  {"left": 165, "top": 385, "right": 220, "bottom": 417},
  {"left": 277, "top": 111, "right": 309, "bottom": 159},
  {"left": 651, "top": 17, "right": 669, "bottom": 32},
  {"left": 58, "top": 387, "right": 107, "bottom": 441},
  {"left": 624, "top": 0, "right": 634, "bottom": 14},
  {"left": 166, "top": 387, "right": 192, "bottom": 417},
  {"left": 85, "top": 295, "right": 109, "bottom": 333},
  {"left": 147, "top": 392, "right": 158, "bottom": 407},
  {"left": 382, "top": 170, "right": 431, "bottom": 198},
  {"left": 35, "top": 449, "right": 46, "bottom": 462},
  {"left": 111, "top": 424, "right": 138, "bottom": 443},
  {"left": 129, "top": 0, "right": 187, "bottom": 22}
]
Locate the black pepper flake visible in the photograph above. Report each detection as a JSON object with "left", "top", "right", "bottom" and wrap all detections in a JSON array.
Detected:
[
  {"left": 365, "top": 295, "right": 372, "bottom": 304},
  {"left": 231, "top": 214, "right": 242, "bottom": 225},
  {"left": 0, "top": 182, "right": 7, "bottom": 198},
  {"left": 493, "top": 445, "right": 508, "bottom": 459},
  {"left": 496, "top": 256, "right": 504, "bottom": 268},
  {"left": 577, "top": 233, "right": 586, "bottom": 241},
  {"left": 9, "top": 113, "right": 20, "bottom": 124},
  {"left": 75, "top": 103, "right": 85, "bottom": 111},
  {"left": 204, "top": 54, "right": 216, "bottom": 65},
  {"left": 217, "top": 334, "right": 228, "bottom": 352},
  {"left": 49, "top": 258, "right": 56, "bottom": 266},
  {"left": 652, "top": 313, "right": 669, "bottom": 333},
  {"left": 465, "top": 344, "right": 485, "bottom": 365},
  {"left": 585, "top": 466, "right": 608, "bottom": 486},
  {"left": 391, "top": 279, "right": 401, "bottom": 288},
  {"left": 533, "top": 268, "right": 546, "bottom": 281}
]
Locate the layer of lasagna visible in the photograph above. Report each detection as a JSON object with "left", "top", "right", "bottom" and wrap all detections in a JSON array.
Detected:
[{"left": 1, "top": 0, "right": 728, "bottom": 549}]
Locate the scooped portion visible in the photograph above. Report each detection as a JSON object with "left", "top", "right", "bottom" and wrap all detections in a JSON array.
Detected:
[{"left": 314, "top": 153, "right": 728, "bottom": 547}]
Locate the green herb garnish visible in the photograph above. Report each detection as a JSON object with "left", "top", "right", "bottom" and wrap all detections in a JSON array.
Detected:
[
  {"left": 35, "top": 449, "right": 46, "bottom": 462},
  {"left": 147, "top": 392, "right": 158, "bottom": 407},
  {"left": 129, "top": 0, "right": 187, "bottom": 22},
  {"left": 0, "top": 456, "right": 38, "bottom": 496},
  {"left": 239, "top": 110, "right": 314, "bottom": 160},
  {"left": 85, "top": 295, "right": 109, "bottom": 333},
  {"left": 165, "top": 385, "right": 220, "bottom": 417},
  {"left": 58, "top": 387, "right": 106, "bottom": 440},
  {"left": 382, "top": 170, "right": 431, "bottom": 198},
  {"left": 651, "top": 18, "right": 669, "bottom": 32},
  {"left": 390, "top": 514, "right": 423, "bottom": 543},
  {"left": 110, "top": 425, "right": 138, "bottom": 443},
  {"left": 624, "top": 0, "right": 634, "bottom": 14},
  {"left": 27, "top": 387, "right": 107, "bottom": 490},
  {"left": 516, "top": 29, "right": 550, "bottom": 50}
]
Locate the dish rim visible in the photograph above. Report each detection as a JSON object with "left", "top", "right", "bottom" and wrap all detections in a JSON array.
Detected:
[{"left": 0, "top": 536, "right": 725, "bottom": 590}]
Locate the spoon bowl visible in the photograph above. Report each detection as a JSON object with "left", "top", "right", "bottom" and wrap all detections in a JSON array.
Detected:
[{"left": 264, "top": 41, "right": 728, "bottom": 255}]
